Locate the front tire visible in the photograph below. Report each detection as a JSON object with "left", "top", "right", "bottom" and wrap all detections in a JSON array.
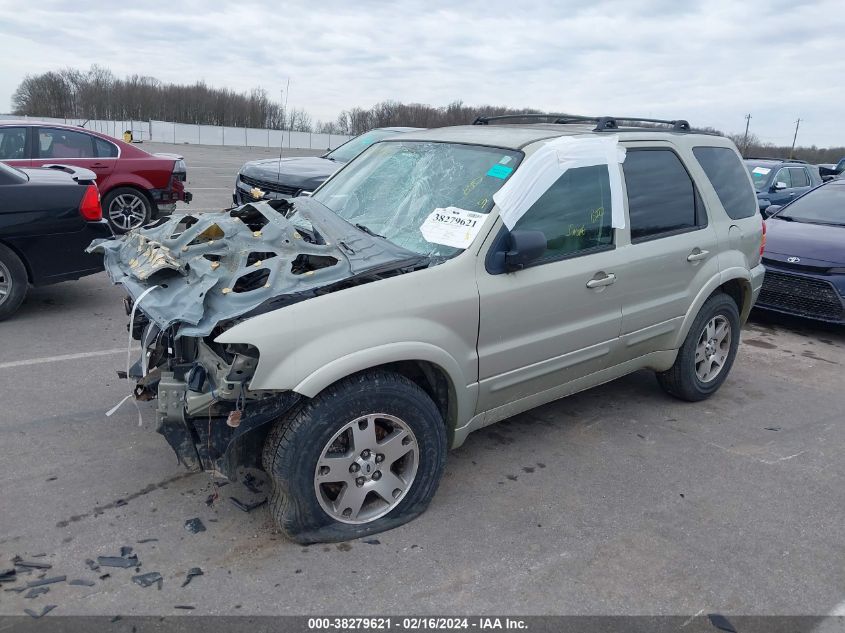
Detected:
[
  {"left": 0, "top": 244, "right": 28, "bottom": 321},
  {"left": 657, "top": 293, "right": 740, "bottom": 402},
  {"left": 104, "top": 187, "right": 152, "bottom": 233},
  {"left": 262, "top": 370, "right": 447, "bottom": 544}
]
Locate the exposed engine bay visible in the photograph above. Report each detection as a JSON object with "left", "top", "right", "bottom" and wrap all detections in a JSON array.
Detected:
[{"left": 88, "top": 199, "right": 429, "bottom": 477}]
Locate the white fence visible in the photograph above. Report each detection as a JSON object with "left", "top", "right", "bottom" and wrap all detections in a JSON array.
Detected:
[{"left": 0, "top": 115, "right": 351, "bottom": 150}]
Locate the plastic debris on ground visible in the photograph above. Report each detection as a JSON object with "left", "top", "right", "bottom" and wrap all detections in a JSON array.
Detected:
[
  {"left": 26, "top": 576, "right": 66, "bottom": 587},
  {"left": 132, "top": 571, "right": 163, "bottom": 589},
  {"left": 24, "top": 586, "right": 50, "bottom": 599},
  {"left": 229, "top": 497, "right": 267, "bottom": 513},
  {"left": 69, "top": 579, "right": 96, "bottom": 587},
  {"left": 181, "top": 567, "right": 203, "bottom": 588},
  {"left": 12, "top": 556, "right": 52, "bottom": 570},
  {"left": 184, "top": 518, "right": 206, "bottom": 534},
  {"left": 24, "top": 605, "right": 56, "bottom": 619}
]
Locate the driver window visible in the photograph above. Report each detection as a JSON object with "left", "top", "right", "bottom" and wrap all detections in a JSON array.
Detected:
[{"left": 511, "top": 164, "right": 613, "bottom": 261}]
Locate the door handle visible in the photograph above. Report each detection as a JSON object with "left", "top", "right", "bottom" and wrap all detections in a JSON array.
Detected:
[
  {"left": 687, "top": 249, "right": 710, "bottom": 262},
  {"left": 91, "top": 162, "right": 108, "bottom": 168},
  {"left": 586, "top": 272, "right": 616, "bottom": 289}
]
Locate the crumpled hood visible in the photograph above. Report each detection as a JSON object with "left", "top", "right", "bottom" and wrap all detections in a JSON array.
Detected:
[
  {"left": 765, "top": 217, "right": 845, "bottom": 266},
  {"left": 88, "top": 199, "right": 424, "bottom": 338},
  {"left": 240, "top": 156, "right": 338, "bottom": 191}
]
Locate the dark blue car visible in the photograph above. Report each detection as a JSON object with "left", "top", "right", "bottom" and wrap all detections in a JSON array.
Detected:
[
  {"left": 744, "top": 158, "right": 822, "bottom": 210},
  {"left": 757, "top": 178, "right": 845, "bottom": 323}
]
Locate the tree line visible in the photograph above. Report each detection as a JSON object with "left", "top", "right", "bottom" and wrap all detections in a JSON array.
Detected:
[{"left": 11, "top": 66, "right": 844, "bottom": 162}]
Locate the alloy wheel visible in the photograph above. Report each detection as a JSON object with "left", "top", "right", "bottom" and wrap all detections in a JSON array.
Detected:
[
  {"left": 313, "top": 413, "right": 419, "bottom": 524},
  {"left": 108, "top": 193, "right": 147, "bottom": 231},
  {"left": 695, "top": 315, "right": 731, "bottom": 383},
  {"left": 0, "top": 260, "right": 12, "bottom": 306}
]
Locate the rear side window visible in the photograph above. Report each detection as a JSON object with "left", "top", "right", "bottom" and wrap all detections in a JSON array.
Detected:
[
  {"left": 512, "top": 164, "right": 613, "bottom": 261},
  {"left": 94, "top": 137, "right": 118, "bottom": 158},
  {"left": 693, "top": 146, "right": 758, "bottom": 219},
  {"left": 624, "top": 149, "right": 700, "bottom": 241},
  {"left": 37, "top": 128, "right": 96, "bottom": 159},
  {"left": 789, "top": 167, "right": 809, "bottom": 187}
]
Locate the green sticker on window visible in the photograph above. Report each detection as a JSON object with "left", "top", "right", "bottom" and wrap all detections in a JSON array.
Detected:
[{"left": 486, "top": 164, "right": 513, "bottom": 179}]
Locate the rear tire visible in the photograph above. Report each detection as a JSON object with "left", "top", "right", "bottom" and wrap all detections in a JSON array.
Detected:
[
  {"left": 657, "top": 292, "right": 740, "bottom": 402},
  {"left": 0, "top": 244, "right": 28, "bottom": 321},
  {"left": 104, "top": 187, "right": 152, "bottom": 233},
  {"left": 262, "top": 370, "right": 447, "bottom": 544}
]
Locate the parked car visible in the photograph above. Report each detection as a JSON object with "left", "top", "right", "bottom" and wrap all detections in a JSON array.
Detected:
[
  {"left": 233, "top": 127, "right": 422, "bottom": 205},
  {"left": 819, "top": 158, "right": 845, "bottom": 181},
  {"left": 92, "top": 114, "right": 764, "bottom": 543},
  {"left": 0, "top": 122, "right": 192, "bottom": 233},
  {"left": 744, "top": 158, "right": 822, "bottom": 210},
  {"left": 0, "top": 162, "right": 111, "bottom": 320},
  {"left": 757, "top": 178, "right": 845, "bottom": 323}
]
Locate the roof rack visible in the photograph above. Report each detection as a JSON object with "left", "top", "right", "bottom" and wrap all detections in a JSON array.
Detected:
[
  {"left": 472, "top": 113, "right": 692, "bottom": 132},
  {"left": 745, "top": 156, "right": 808, "bottom": 164}
]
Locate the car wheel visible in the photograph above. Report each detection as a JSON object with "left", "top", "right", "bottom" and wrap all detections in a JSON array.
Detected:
[
  {"left": 104, "top": 187, "right": 152, "bottom": 233},
  {"left": 261, "top": 370, "right": 447, "bottom": 544},
  {"left": 657, "top": 292, "right": 741, "bottom": 402},
  {"left": 0, "top": 244, "right": 28, "bottom": 321}
]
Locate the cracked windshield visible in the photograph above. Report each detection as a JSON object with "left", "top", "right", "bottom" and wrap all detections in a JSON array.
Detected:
[{"left": 312, "top": 141, "right": 521, "bottom": 256}]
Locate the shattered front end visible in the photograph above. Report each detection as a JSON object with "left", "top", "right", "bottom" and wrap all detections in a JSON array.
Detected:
[{"left": 89, "top": 199, "right": 426, "bottom": 478}]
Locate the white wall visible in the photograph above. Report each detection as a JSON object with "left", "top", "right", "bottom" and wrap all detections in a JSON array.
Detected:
[{"left": 0, "top": 114, "right": 350, "bottom": 150}]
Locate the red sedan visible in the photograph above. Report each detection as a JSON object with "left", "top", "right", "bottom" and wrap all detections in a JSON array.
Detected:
[{"left": 0, "top": 121, "right": 192, "bottom": 233}]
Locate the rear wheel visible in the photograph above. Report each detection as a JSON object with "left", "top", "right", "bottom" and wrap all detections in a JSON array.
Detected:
[
  {"left": 0, "top": 244, "right": 28, "bottom": 321},
  {"left": 262, "top": 370, "right": 447, "bottom": 543},
  {"left": 657, "top": 292, "right": 740, "bottom": 401},
  {"left": 104, "top": 187, "right": 152, "bottom": 233}
]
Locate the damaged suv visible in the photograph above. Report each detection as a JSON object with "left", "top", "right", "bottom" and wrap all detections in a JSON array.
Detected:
[{"left": 91, "top": 114, "right": 765, "bottom": 543}]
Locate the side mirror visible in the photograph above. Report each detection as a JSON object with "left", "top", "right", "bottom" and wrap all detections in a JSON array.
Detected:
[
  {"left": 763, "top": 205, "right": 781, "bottom": 218},
  {"left": 773, "top": 181, "right": 788, "bottom": 191},
  {"left": 505, "top": 230, "right": 547, "bottom": 271}
]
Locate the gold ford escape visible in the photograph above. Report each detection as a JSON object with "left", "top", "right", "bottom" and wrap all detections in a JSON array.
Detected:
[{"left": 92, "top": 114, "right": 765, "bottom": 543}]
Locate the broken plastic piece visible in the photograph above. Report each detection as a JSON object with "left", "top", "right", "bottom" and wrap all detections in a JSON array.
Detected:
[
  {"left": 181, "top": 567, "right": 203, "bottom": 588},
  {"left": 184, "top": 518, "right": 206, "bottom": 534},
  {"left": 26, "top": 576, "right": 66, "bottom": 588},
  {"left": 84, "top": 559, "right": 99, "bottom": 571},
  {"left": 69, "top": 579, "right": 96, "bottom": 587},
  {"left": 229, "top": 496, "right": 267, "bottom": 513},
  {"left": 24, "top": 604, "right": 56, "bottom": 619},
  {"left": 132, "top": 571, "right": 163, "bottom": 589},
  {"left": 13, "top": 557, "right": 52, "bottom": 570},
  {"left": 120, "top": 546, "right": 133, "bottom": 557},
  {"left": 0, "top": 568, "right": 16, "bottom": 583},
  {"left": 24, "top": 586, "right": 49, "bottom": 599},
  {"left": 136, "top": 538, "right": 158, "bottom": 544},
  {"left": 174, "top": 605, "right": 196, "bottom": 610},
  {"left": 97, "top": 553, "right": 139, "bottom": 568},
  {"left": 242, "top": 473, "right": 263, "bottom": 494}
]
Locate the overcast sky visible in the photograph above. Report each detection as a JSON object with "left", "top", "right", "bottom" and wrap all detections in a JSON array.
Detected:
[{"left": 1, "top": 0, "right": 843, "bottom": 146}]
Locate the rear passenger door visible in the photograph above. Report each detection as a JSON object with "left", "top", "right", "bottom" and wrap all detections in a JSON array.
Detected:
[
  {"left": 616, "top": 145, "right": 720, "bottom": 357},
  {"left": 769, "top": 167, "right": 797, "bottom": 206},
  {"left": 32, "top": 127, "right": 116, "bottom": 188}
]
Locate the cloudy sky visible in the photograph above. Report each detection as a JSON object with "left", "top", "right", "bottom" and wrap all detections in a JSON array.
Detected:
[{"left": 1, "top": 0, "right": 843, "bottom": 146}]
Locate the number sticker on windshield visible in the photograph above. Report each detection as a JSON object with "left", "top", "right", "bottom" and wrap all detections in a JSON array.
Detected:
[
  {"left": 420, "top": 207, "right": 486, "bottom": 249},
  {"left": 752, "top": 167, "right": 771, "bottom": 175}
]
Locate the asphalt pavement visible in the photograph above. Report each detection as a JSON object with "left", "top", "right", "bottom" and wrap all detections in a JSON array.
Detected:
[{"left": 1, "top": 143, "right": 844, "bottom": 617}]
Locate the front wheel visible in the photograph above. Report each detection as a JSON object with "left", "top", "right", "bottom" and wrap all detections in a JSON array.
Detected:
[
  {"left": 657, "top": 292, "right": 741, "bottom": 402},
  {"left": 262, "top": 370, "right": 447, "bottom": 543},
  {"left": 104, "top": 187, "right": 152, "bottom": 233}
]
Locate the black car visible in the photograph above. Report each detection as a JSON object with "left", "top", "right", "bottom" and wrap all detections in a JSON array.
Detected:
[
  {"left": 758, "top": 179, "right": 845, "bottom": 323},
  {"left": 233, "top": 127, "right": 422, "bottom": 205},
  {"left": 0, "top": 162, "right": 112, "bottom": 320}
]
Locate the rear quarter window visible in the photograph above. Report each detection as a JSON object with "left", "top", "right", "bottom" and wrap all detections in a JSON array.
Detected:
[{"left": 693, "top": 146, "right": 758, "bottom": 219}]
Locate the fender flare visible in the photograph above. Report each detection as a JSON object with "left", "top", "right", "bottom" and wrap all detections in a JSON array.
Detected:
[
  {"left": 672, "top": 268, "right": 752, "bottom": 348},
  {"left": 291, "top": 341, "right": 474, "bottom": 431}
]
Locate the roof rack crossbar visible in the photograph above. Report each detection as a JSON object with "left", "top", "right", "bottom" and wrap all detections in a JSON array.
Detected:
[{"left": 472, "top": 113, "right": 692, "bottom": 132}]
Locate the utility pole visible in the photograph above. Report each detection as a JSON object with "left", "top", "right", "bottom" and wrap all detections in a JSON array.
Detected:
[
  {"left": 789, "top": 118, "right": 802, "bottom": 159},
  {"left": 741, "top": 114, "right": 751, "bottom": 157}
]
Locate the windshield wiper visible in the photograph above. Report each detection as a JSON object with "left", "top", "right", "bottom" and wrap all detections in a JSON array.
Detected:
[{"left": 354, "top": 223, "right": 386, "bottom": 239}]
